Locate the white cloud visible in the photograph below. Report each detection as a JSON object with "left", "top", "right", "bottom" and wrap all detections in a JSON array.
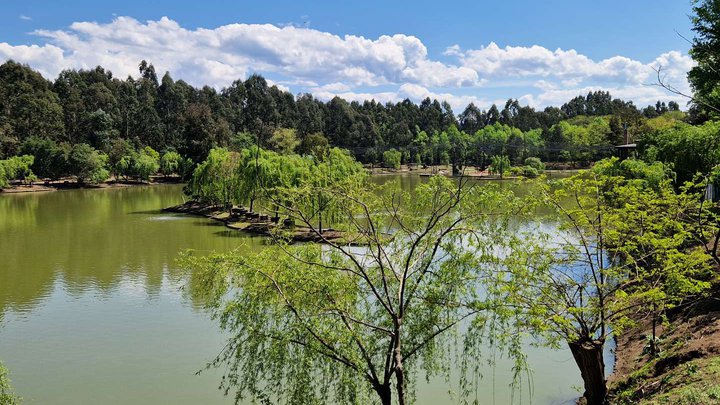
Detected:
[
  {"left": 0, "top": 16, "right": 695, "bottom": 110},
  {"left": 452, "top": 43, "right": 695, "bottom": 87},
  {"left": 11, "top": 16, "right": 478, "bottom": 89},
  {"left": 19, "top": 15, "right": 32, "bottom": 21},
  {"left": 313, "top": 83, "right": 495, "bottom": 112}
]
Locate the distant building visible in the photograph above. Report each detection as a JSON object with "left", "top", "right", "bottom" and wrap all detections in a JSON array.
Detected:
[{"left": 615, "top": 123, "right": 637, "bottom": 160}]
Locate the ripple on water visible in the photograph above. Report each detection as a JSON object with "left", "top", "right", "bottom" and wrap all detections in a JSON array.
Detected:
[{"left": 146, "top": 215, "right": 184, "bottom": 221}]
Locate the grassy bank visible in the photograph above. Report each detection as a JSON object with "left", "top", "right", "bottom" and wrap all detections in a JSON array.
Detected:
[{"left": 609, "top": 290, "right": 720, "bottom": 404}]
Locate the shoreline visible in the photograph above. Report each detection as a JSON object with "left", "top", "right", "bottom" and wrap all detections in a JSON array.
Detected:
[
  {"left": 369, "top": 164, "right": 582, "bottom": 177},
  {"left": 607, "top": 289, "right": 720, "bottom": 403},
  {"left": 163, "top": 201, "right": 353, "bottom": 244},
  {"left": 0, "top": 176, "right": 184, "bottom": 194}
]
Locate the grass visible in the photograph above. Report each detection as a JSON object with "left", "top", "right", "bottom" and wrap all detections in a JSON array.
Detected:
[{"left": 614, "top": 356, "right": 720, "bottom": 404}]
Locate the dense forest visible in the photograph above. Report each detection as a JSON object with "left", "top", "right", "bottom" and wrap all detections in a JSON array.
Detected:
[{"left": 0, "top": 57, "right": 701, "bottom": 186}]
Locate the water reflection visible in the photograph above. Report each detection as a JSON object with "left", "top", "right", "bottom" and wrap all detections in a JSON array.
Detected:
[
  {"left": 0, "top": 177, "right": 584, "bottom": 405},
  {"left": 0, "top": 185, "right": 261, "bottom": 318}
]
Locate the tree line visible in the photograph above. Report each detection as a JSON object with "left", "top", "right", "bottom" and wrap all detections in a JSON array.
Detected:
[{"left": 0, "top": 58, "right": 688, "bottom": 175}]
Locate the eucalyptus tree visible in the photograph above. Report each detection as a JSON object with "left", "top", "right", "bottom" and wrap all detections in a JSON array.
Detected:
[
  {"left": 442, "top": 125, "right": 470, "bottom": 175},
  {"left": 497, "top": 169, "right": 714, "bottom": 405},
  {"left": 181, "top": 175, "right": 529, "bottom": 405}
]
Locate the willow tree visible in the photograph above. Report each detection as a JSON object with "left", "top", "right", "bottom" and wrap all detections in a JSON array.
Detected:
[
  {"left": 236, "top": 146, "right": 280, "bottom": 213},
  {"left": 188, "top": 148, "right": 242, "bottom": 212},
  {"left": 181, "top": 175, "right": 530, "bottom": 405},
  {"left": 291, "top": 148, "right": 367, "bottom": 233},
  {"left": 498, "top": 169, "right": 714, "bottom": 405}
]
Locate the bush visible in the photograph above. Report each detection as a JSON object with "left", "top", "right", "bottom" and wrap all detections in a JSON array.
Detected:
[
  {"left": 68, "top": 143, "right": 109, "bottom": 184},
  {"left": 592, "top": 157, "right": 673, "bottom": 190},
  {"left": 559, "top": 150, "right": 571, "bottom": 162},
  {"left": 509, "top": 166, "right": 524, "bottom": 176},
  {"left": 522, "top": 166, "right": 540, "bottom": 178},
  {"left": 383, "top": 149, "right": 402, "bottom": 169},
  {"left": 0, "top": 361, "right": 21, "bottom": 404},
  {"left": 524, "top": 157, "right": 545, "bottom": 172},
  {"left": 0, "top": 155, "right": 37, "bottom": 185},
  {"left": 0, "top": 164, "right": 7, "bottom": 189}
]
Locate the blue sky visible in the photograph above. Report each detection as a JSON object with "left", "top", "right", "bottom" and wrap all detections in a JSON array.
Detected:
[{"left": 0, "top": 0, "right": 697, "bottom": 110}]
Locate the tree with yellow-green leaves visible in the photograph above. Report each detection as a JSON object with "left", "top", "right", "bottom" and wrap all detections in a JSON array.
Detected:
[
  {"left": 180, "top": 175, "right": 534, "bottom": 405},
  {"left": 0, "top": 361, "right": 21, "bottom": 405},
  {"left": 492, "top": 163, "right": 715, "bottom": 405}
]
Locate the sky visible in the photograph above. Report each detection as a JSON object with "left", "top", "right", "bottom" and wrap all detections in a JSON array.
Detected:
[{"left": 0, "top": 0, "right": 698, "bottom": 111}]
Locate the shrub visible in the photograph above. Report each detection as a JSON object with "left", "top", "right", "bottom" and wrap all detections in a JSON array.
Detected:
[
  {"left": 382, "top": 149, "right": 402, "bottom": 169},
  {"left": 524, "top": 157, "right": 545, "bottom": 172}
]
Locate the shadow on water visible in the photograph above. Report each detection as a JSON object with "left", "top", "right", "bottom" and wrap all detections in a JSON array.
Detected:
[
  {"left": 213, "top": 230, "right": 250, "bottom": 238},
  {"left": 192, "top": 220, "right": 225, "bottom": 227}
]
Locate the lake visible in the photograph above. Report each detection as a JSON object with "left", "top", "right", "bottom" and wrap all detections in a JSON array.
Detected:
[{"left": 0, "top": 181, "right": 583, "bottom": 404}]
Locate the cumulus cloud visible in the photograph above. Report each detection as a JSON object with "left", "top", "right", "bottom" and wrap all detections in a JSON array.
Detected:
[
  {"left": 312, "top": 82, "right": 496, "bottom": 112},
  {"left": 9, "top": 16, "right": 478, "bottom": 89},
  {"left": 454, "top": 42, "right": 653, "bottom": 83},
  {"left": 0, "top": 16, "right": 695, "bottom": 110},
  {"left": 19, "top": 15, "right": 32, "bottom": 21}
]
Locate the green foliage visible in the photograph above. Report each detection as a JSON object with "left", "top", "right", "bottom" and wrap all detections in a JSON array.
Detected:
[
  {"left": 0, "top": 155, "right": 36, "bottom": 186},
  {"left": 67, "top": 143, "right": 109, "bottom": 184},
  {"left": 382, "top": 148, "right": 402, "bottom": 169},
  {"left": 489, "top": 155, "right": 511, "bottom": 178},
  {"left": 640, "top": 121, "right": 720, "bottom": 183},
  {"left": 688, "top": 0, "right": 720, "bottom": 114},
  {"left": 524, "top": 157, "right": 545, "bottom": 171},
  {"left": 159, "top": 151, "right": 182, "bottom": 176},
  {"left": 0, "top": 164, "right": 6, "bottom": 189},
  {"left": 297, "top": 132, "right": 330, "bottom": 158},
  {"left": 592, "top": 157, "right": 673, "bottom": 190},
  {"left": 180, "top": 175, "right": 531, "bottom": 405},
  {"left": 133, "top": 149, "right": 160, "bottom": 181},
  {"left": 188, "top": 146, "right": 366, "bottom": 225},
  {"left": 229, "top": 132, "right": 256, "bottom": 152},
  {"left": 20, "top": 136, "right": 68, "bottom": 180},
  {"left": 189, "top": 148, "right": 242, "bottom": 209},
  {"left": 520, "top": 165, "right": 539, "bottom": 178},
  {"left": 0, "top": 59, "right": 690, "bottom": 170},
  {"left": 268, "top": 128, "right": 299, "bottom": 154},
  {"left": 0, "top": 361, "right": 21, "bottom": 405},
  {"left": 113, "top": 146, "right": 161, "bottom": 182},
  {"left": 497, "top": 169, "right": 715, "bottom": 402}
]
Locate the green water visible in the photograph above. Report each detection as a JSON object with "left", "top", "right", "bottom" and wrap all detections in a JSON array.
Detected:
[{"left": 0, "top": 182, "right": 582, "bottom": 404}]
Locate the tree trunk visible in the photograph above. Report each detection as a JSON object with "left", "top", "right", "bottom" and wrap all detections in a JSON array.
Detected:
[
  {"left": 394, "top": 326, "right": 406, "bottom": 405},
  {"left": 452, "top": 164, "right": 461, "bottom": 176},
  {"left": 373, "top": 383, "right": 392, "bottom": 405},
  {"left": 569, "top": 338, "right": 606, "bottom": 405}
]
